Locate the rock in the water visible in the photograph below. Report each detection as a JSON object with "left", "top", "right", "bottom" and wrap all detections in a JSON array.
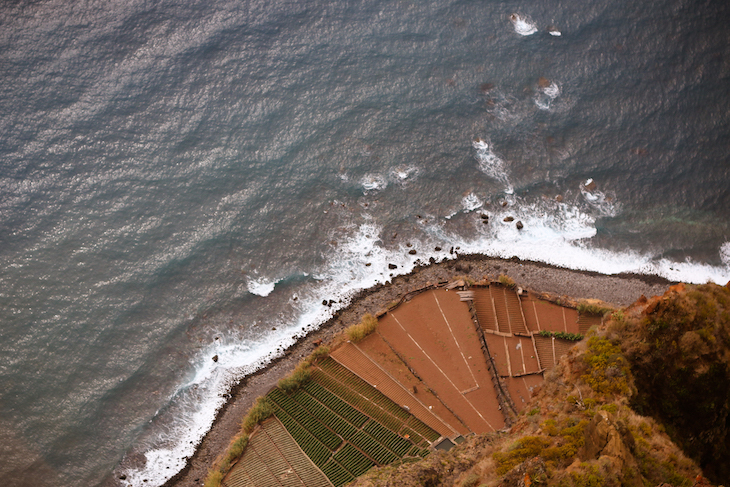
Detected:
[
  {"left": 408, "top": 249, "right": 417, "bottom": 255},
  {"left": 538, "top": 76, "right": 551, "bottom": 88},
  {"left": 503, "top": 216, "right": 514, "bottom": 222},
  {"left": 212, "top": 355, "right": 218, "bottom": 362},
  {"left": 555, "top": 194, "right": 563, "bottom": 202},
  {"left": 322, "top": 299, "right": 328, "bottom": 306},
  {"left": 584, "top": 178, "right": 597, "bottom": 191},
  {"left": 480, "top": 213, "right": 489, "bottom": 220},
  {"left": 516, "top": 221, "right": 523, "bottom": 230},
  {"left": 365, "top": 262, "right": 371, "bottom": 266},
  {"left": 434, "top": 246, "right": 442, "bottom": 251},
  {"left": 388, "top": 263, "right": 398, "bottom": 270}
]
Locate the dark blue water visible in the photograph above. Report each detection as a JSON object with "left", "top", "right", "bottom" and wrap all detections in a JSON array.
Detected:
[{"left": 1, "top": 0, "right": 729, "bottom": 485}]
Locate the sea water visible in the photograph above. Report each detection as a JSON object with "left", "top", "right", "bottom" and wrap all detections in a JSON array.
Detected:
[{"left": 1, "top": 0, "right": 729, "bottom": 485}]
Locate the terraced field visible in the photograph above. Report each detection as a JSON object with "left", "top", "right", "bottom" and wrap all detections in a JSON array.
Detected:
[
  {"left": 222, "top": 417, "right": 332, "bottom": 487},
  {"left": 253, "top": 358, "right": 436, "bottom": 487},
  {"left": 225, "top": 282, "right": 593, "bottom": 486}
]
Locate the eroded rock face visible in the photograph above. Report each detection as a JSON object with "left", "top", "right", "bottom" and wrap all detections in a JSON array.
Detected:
[{"left": 580, "top": 410, "right": 636, "bottom": 470}]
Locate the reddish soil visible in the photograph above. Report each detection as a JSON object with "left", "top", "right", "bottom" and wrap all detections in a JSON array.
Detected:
[
  {"left": 505, "top": 375, "right": 544, "bottom": 412},
  {"left": 527, "top": 299, "right": 579, "bottom": 333},
  {"left": 330, "top": 342, "right": 457, "bottom": 438},
  {"left": 160, "top": 255, "right": 673, "bottom": 487},
  {"left": 377, "top": 290, "right": 504, "bottom": 433},
  {"left": 354, "top": 333, "right": 470, "bottom": 436}
]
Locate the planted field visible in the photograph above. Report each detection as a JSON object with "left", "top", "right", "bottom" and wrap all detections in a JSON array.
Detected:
[
  {"left": 222, "top": 417, "right": 332, "bottom": 487},
  {"left": 331, "top": 342, "right": 456, "bottom": 439},
  {"left": 322, "top": 460, "right": 353, "bottom": 487},
  {"left": 264, "top": 361, "right": 434, "bottom": 487}
]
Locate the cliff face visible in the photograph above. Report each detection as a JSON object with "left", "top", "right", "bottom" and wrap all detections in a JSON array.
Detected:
[
  {"left": 350, "top": 285, "right": 730, "bottom": 487},
  {"left": 620, "top": 283, "right": 730, "bottom": 482}
]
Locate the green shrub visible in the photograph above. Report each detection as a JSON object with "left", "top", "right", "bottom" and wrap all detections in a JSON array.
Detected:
[
  {"left": 538, "top": 330, "right": 584, "bottom": 341},
  {"left": 581, "top": 336, "right": 631, "bottom": 395},
  {"left": 493, "top": 436, "right": 551, "bottom": 475},
  {"left": 278, "top": 365, "right": 312, "bottom": 394},
  {"left": 241, "top": 396, "right": 274, "bottom": 433}
]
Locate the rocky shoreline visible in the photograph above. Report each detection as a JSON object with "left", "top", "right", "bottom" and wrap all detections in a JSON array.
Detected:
[{"left": 119, "top": 254, "right": 674, "bottom": 487}]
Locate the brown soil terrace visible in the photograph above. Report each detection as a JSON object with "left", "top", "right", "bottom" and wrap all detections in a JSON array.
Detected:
[
  {"left": 217, "top": 283, "right": 618, "bottom": 487},
  {"left": 142, "top": 255, "right": 673, "bottom": 487}
]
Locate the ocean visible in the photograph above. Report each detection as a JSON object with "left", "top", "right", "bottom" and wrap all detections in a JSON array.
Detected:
[{"left": 1, "top": 0, "right": 728, "bottom": 485}]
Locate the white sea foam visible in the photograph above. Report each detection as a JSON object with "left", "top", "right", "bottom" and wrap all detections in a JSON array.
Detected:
[
  {"left": 721, "top": 242, "right": 730, "bottom": 267},
  {"left": 462, "top": 193, "right": 483, "bottom": 212},
  {"left": 535, "top": 80, "right": 560, "bottom": 110},
  {"left": 247, "top": 277, "right": 278, "bottom": 297},
  {"left": 510, "top": 14, "right": 538, "bottom": 36},
  {"left": 548, "top": 29, "right": 562, "bottom": 37},
  {"left": 579, "top": 179, "right": 619, "bottom": 217},
  {"left": 472, "top": 138, "right": 513, "bottom": 194},
  {"left": 390, "top": 165, "right": 418, "bottom": 185},
  {"left": 124, "top": 179, "right": 729, "bottom": 487},
  {"left": 360, "top": 173, "right": 388, "bottom": 192}
]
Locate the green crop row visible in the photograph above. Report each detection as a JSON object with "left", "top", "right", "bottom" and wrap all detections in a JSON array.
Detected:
[
  {"left": 405, "top": 415, "right": 440, "bottom": 442},
  {"left": 293, "top": 390, "right": 359, "bottom": 440},
  {"left": 398, "top": 426, "right": 426, "bottom": 447},
  {"left": 274, "top": 409, "right": 331, "bottom": 468},
  {"left": 537, "top": 330, "right": 584, "bottom": 341},
  {"left": 303, "top": 382, "right": 368, "bottom": 427},
  {"left": 269, "top": 389, "right": 342, "bottom": 451},
  {"left": 317, "top": 359, "right": 410, "bottom": 420},
  {"left": 363, "top": 420, "right": 412, "bottom": 456},
  {"left": 314, "top": 371, "right": 402, "bottom": 431},
  {"left": 350, "top": 430, "right": 398, "bottom": 465},
  {"left": 333, "top": 444, "right": 376, "bottom": 477},
  {"left": 321, "top": 459, "right": 354, "bottom": 487}
]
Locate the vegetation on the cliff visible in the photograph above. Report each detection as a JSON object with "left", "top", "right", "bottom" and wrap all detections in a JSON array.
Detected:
[
  {"left": 538, "top": 330, "right": 584, "bottom": 341},
  {"left": 617, "top": 283, "right": 730, "bottom": 482},
  {"left": 204, "top": 345, "right": 330, "bottom": 487},
  {"left": 351, "top": 322, "right": 703, "bottom": 487}
]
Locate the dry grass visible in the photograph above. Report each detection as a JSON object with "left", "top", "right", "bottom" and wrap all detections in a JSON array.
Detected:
[{"left": 346, "top": 313, "right": 378, "bottom": 342}]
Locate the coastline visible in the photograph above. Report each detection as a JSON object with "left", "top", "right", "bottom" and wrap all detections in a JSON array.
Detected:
[{"left": 118, "top": 254, "right": 675, "bottom": 487}]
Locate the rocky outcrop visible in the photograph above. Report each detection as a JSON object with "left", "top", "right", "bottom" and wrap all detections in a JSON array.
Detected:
[{"left": 580, "top": 410, "right": 636, "bottom": 470}]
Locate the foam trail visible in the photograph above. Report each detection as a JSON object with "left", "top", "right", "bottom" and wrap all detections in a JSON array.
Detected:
[{"left": 472, "top": 138, "right": 513, "bottom": 194}]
